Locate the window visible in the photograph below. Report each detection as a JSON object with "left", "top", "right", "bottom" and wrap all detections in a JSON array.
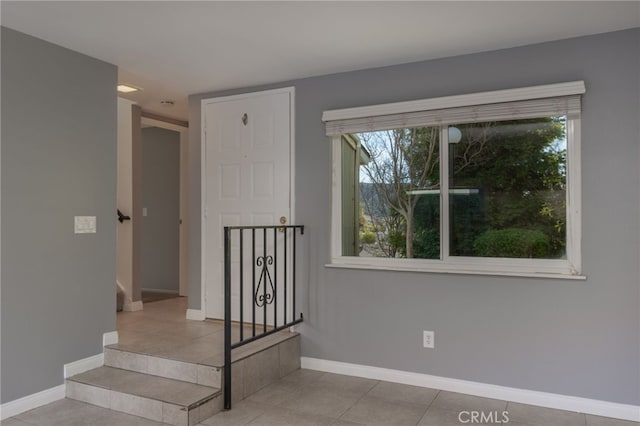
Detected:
[{"left": 325, "top": 82, "right": 584, "bottom": 278}]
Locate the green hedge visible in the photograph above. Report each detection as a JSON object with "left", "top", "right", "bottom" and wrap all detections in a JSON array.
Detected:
[{"left": 473, "top": 228, "right": 551, "bottom": 258}]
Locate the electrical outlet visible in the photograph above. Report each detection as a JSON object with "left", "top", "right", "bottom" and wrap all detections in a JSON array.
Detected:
[{"left": 423, "top": 330, "right": 435, "bottom": 348}]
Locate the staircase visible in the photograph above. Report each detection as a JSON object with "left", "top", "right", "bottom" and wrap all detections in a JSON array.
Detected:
[{"left": 65, "top": 329, "right": 300, "bottom": 426}]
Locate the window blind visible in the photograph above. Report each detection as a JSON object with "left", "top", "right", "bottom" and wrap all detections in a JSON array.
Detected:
[{"left": 324, "top": 95, "right": 581, "bottom": 136}]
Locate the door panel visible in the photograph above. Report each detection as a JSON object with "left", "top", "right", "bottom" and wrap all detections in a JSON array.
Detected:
[{"left": 203, "top": 89, "right": 293, "bottom": 321}]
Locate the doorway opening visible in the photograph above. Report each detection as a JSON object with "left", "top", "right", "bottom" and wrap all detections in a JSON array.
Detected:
[
  {"left": 116, "top": 97, "right": 189, "bottom": 313},
  {"left": 140, "top": 125, "right": 181, "bottom": 303}
]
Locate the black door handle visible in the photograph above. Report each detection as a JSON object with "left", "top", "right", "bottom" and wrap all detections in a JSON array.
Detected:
[{"left": 117, "top": 209, "right": 131, "bottom": 223}]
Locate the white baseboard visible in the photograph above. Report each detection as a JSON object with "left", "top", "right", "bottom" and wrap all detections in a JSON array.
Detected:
[
  {"left": 301, "top": 357, "right": 640, "bottom": 422},
  {"left": 186, "top": 309, "right": 205, "bottom": 321},
  {"left": 0, "top": 332, "right": 117, "bottom": 421},
  {"left": 103, "top": 331, "right": 119, "bottom": 346},
  {"left": 116, "top": 279, "right": 127, "bottom": 293},
  {"left": 123, "top": 300, "right": 143, "bottom": 311},
  {"left": 0, "top": 384, "right": 65, "bottom": 420},
  {"left": 64, "top": 353, "right": 104, "bottom": 379}
]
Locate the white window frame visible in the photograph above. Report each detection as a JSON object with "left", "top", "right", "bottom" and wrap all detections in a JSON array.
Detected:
[{"left": 325, "top": 82, "right": 585, "bottom": 279}]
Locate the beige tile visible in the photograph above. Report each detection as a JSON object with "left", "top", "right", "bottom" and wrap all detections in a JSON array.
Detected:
[
  {"left": 242, "top": 346, "right": 280, "bottom": 396},
  {"left": 278, "top": 386, "right": 359, "bottom": 419},
  {"left": 340, "top": 394, "right": 428, "bottom": 426},
  {"left": 77, "top": 366, "right": 215, "bottom": 407},
  {"left": 366, "top": 381, "right": 439, "bottom": 406},
  {"left": 0, "top": 419, "right": 36, "bottom": 426},
  {"left": 110, "top": 390, "right": 163, "bottom": 422},
  {"left": 417, "top": 407, "right": 462, "bottom": 426},
  {"left": 158, "top": 337, "right": 221, "bottom": 364},
  {"left": 116, "top": 330, "right": 190, "bottom": 356},
  {"left": 66, "top": 380, "right": 110, "bottom": 408},
  {"left": 69, "top": 366, "right": 139, "bottom": 389},
  {"left": 280, "top": 368, "right": 325, "bottom": 386},
  {"left": 586, "top": 415, "right": 640, "bottom": 426},
  {"left": 247, "top": 380, "right": 302, "bottom": 406},
  {"left": 163, "top": 403, "right": 189, "bottom": 426},
  {"left": 130, "top": 379, "right": 215, "bottom": 407},
  {"left": 246, "top": 405, "right": 334, "bottom": 426},
  {"left": 312, "top": 372, "right": 378, "bottom": 398},
  {"left": 430, "top": 391, "right": 507, "bottom": 413},
  {"left": 507, "top": 402, "right": 585, "bottom": 426},
  {"left": 147, "top": 356, "right": 198, "bottom": 383},
  {"left": 418, "top": 406, "right": 521, "bottom": 426},
  {"left": 195, "top": 395, "right": 224, "bottom": 424},
  {"left": 160, "top": 322, "right": 223, "bottom": 340},
  {"left": 15, "top": 399, "right": 167, "bottom": 426},
  {"left": 200, "top": 399, "right": 267, "bottom": 426},
  {"left": 104, "top": 348, "right": 149, "bottom": 373},
  {"left": 16, "top": 398, "right": 111, "bottom": 426},
  {"left": 278, "top": 336, "right": 300, "bottom": 378},
  {"left": 93, "top": 409, "right": 169, "bottom": 426},
  {"left": 232, "top": 330, "right": 293, "bottom": 362},
  {"left": 233, "top": 337, "right": 273, "bottom": 360},
  {"left": 200, "top": 351, "right": 225, "bottom": 368},
  {"left": 232, "top": 360, "right": 245, "bottom": 403},
  {"left": 331, "top": 420, "right": 365, "bottom": 426},
  {"left": 197, "top": 364, "right": 221, "bottom": 387}
]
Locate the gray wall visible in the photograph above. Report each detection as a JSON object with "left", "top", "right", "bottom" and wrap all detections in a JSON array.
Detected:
[
  {"left": 141, "top": 127, "right": 180, "bottom": 292},
  {"left": 1, "top": 27, "right": 117, "bottom": 403},
  {"left": 189, "top": 28, "right": 640, "bottom": 405}
]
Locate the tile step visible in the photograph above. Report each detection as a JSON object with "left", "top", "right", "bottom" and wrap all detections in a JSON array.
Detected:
[
  {"left": 66, "top": 366, "right": 221, "bottom": 426},
  {"left": 104, "top": 329, "right": 299, "bottom": 387},
  {"left": 104, "top": 347, "right": 221, "bottom": 387}
]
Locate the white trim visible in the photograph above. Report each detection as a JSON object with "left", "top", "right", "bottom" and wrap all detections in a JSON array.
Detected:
[
  {"left": 331, "top": 136, "right": 343, "bottom": 259},
  {"left": 325, "top": 262, "right": 586, "bottom": 280},
  {"left": 103, "top": 331, "right": 119, "bottom": 346},
  {"left": 123, "top": 300, "right": 143, "bottom": 312},
  {"left": 0, "top": 385, "right": 66, "bottom": 420},
  {"left": 440, "top": 127, "right": 450, "bottom": 261},
  {"left": 566, "top": 118, "right": 582, "bottom": 274},
  {"left": 200, "top": 100, "right": 208, "bottom": 318},
  {"left": 328, "top": 91, "right": 582, "bottom": 278},
  {"left": 115, "top": 279, "right": 127, "bottom": 294},
  {"left": 322, "top": 81, "right": 585, "bottom": 122},
  {"left": 200, "top": 86, "right": 296, "bottom": 320},
  {"left": 301, "top": 357, "right": 640, "bottom": 422},
  {"left": 0, "top": 332, "right": 115, "bottom": 420},
  {"left": 63, "top": 353, "right": 104, "bottom": 379},
  {"left": 186, "top": 308, "right": 206, "bottom": 321},
  {"left": 140, "top": 116, "right": 187, "bottom": 133}
]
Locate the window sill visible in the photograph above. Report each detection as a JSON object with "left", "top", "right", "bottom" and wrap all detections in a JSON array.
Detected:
[{"left": 325, "top": 260, "right": 587, "bottom": 280}]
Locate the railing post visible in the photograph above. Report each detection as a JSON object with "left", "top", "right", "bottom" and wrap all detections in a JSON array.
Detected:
[{"left": 223, "top": 226, "right": 232, "bottom": 410}]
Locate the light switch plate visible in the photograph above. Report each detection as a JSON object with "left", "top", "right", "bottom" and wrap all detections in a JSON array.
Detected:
[{"left": 75, "top": 216, "right": 96, "bottom": 234}]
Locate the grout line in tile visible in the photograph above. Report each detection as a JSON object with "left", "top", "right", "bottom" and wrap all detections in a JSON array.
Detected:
[{"left": 334, "top": 379, "right": 381, "bottom": 422}]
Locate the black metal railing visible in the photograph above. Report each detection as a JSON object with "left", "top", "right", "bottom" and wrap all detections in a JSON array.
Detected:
[{"left": 223, "top": 225, "right": 304, "bottom": 410}]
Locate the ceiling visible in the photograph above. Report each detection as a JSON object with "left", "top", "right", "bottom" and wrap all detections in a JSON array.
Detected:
[{"left": 2, "top": 1, "right": 639, "bottom": 121}]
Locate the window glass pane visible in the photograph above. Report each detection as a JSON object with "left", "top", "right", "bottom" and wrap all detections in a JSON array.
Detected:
[
  {"left": 342, "top": 128, "right": 440, "bottom": 259},
  {"left": 448, "top": 117, "right": 567, "bottom": 259}
]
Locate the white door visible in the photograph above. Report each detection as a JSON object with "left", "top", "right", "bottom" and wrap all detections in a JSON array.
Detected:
[{"left": 202, "top": 88, "right": 294, "bottom": 321}]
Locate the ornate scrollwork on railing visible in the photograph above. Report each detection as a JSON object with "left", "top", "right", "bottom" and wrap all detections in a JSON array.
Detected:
[{"left": 254, "top": 255, "right": 275, "bottom": 307}]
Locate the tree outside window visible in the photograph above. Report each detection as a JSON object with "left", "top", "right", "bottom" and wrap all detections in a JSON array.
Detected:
[{"left": 345, "top": 116, "right": 567, "bottom": 260}]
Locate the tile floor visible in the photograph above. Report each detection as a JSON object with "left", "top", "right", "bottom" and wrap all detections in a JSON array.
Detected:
[
  {"left": 3, "top": 298, "right": 637, "bottom": 426},
  {"left": 4, "top": 369, "right": 637, "bottom": 426},
  {"left": 111, "top": 297, "right": 284, "bottom": 367}
]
